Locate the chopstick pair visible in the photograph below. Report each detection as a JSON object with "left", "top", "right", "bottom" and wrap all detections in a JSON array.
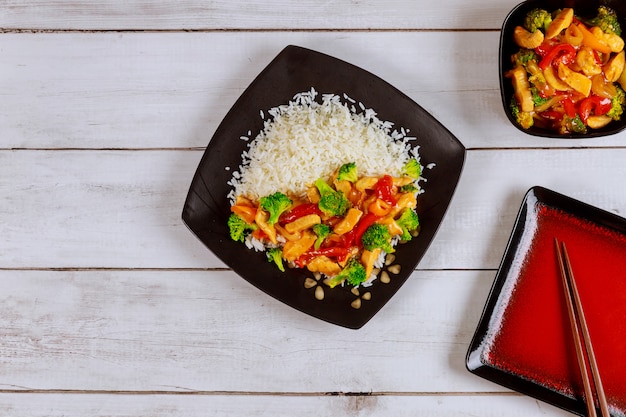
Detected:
[{"left": 554, "top": 239, "right": 610, "bottom": 417}]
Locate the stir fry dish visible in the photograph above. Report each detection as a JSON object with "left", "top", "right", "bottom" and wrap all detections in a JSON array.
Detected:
[
  {"left": 228, "top": 160, "right": 422, "bottom": 289},
  {"left": 508, "top": 6, "right": 626, "bottom": 134}
]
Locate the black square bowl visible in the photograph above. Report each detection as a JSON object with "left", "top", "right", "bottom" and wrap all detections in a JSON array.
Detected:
[
  {"left": 500, "top": 0, "right": 626, "bottom": 138},
  {"left": 182, "top": 45, "right": 465, "bottom": 329}
]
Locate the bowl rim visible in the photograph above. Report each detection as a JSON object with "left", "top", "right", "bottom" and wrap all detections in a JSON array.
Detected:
[{"left": 499, "top": 0, "right": 626, "bottom": 138}]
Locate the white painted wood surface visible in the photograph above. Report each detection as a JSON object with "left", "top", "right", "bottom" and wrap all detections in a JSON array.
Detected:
[{"left": 1, "top": 1, "right": 623, "bottom": 416}]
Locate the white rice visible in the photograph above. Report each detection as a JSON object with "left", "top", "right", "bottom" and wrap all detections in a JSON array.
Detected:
[{"left": 228, "top": 88, "right": 422, "bottom": 203}]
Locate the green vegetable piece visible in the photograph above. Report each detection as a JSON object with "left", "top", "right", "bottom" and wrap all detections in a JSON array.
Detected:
[
  {"left": 361, "top": 223, "right": 395, "bottom": 254},
  {"left": 326, "top": 257, "right": 367, "bottom": 288},
  {"left": 608, "top": 84, "right": 626, "bottom": 121},
  {"left": 531, "top": 87, "right": 549, "bottom": 107},
  {"left": 396, "top": 208, "right": 420, "bottom": 241},
  {"left": 588, "top": 6, "right": 621, "bottom": 36},
  {"left": 564, "top": 114, "right": 587, "bottom": 134},
  {"left": 312, "top": 223, "right": 331, "bottom": 250},
  {"left": 337, "top": 162, "right": 358, "bottom": 183},
  {"left": 402, "top": 158, "right": 422, "bottom": 179},
  {"left": 524, "top": 8, "right": 552, "bottom": 33},
  {"left": 511, "top": 49, "right": 538, "bottom": 68},
  {"left": 399, "top": 183, "right": 419, "bottom": 194},
  {"left": 510, "top": 97, "right": 534, "bottom": 129},
  {"left": 266, "top": 247, "right": 285, "bottom": 272},
  {"left": 228, "top": 213, "right": 257, "bottom": 242},
  {"left": 314, "top": 178, "right": 349, "bottom": 217},
  {"left": 259, "top": 192, "right": 292, "bottom": 224}
]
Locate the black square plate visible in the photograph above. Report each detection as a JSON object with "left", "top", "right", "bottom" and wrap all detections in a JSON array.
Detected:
[
  {"left": 182, "top": 45, "right": 465, "bottom": 329},
  {"left": 500, "top": 0, "right": 626, "bottom": 138},
  {"left": 467, "top": 186, "right": 626, "bottom": 415}
]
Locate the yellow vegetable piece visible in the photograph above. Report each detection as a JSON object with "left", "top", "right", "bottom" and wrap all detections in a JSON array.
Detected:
[
  {"left": 361, "top": 248, "right": 381, "bottom": 283},
  {"left": 605, "top": 51, "right": 625, "bottom": 82},
  {"left": 590, "top": 27, "right": 624, "bottom": 53},
  {"left": 543, "top": 65, "right": 572, "bottom": 91},
  {"left": 546, "top": 8, "right": 574, "bottom": 39},
  {"left": 563, "top": 23, "right": 583, "bottom": 46},
  {"left": 577, "top": 23, "right": 611, "bottom": 54},
  {"left": 306, "top": 255, "right": 342, "bottom": 276},
  {"left": 591, "top": 74, "right": 617, "bottom": 99},
  {"left": 508, "top": 66, "right": 534, "bottom": 112},
  {"left": 282, "top": 231, "right": 316, "bottom": 262},
  {"left": 587, "top": 115, "right": 613, "bottom": 129},
  {"left": 391, "top": 176, "right": 414, "bottom": 187},
  {"left": 378, "top": 217, "right": 404, "bottom": 237},
  {"left": 333, "top": 180, "right": 351, "bottom": 195},
  {"left": 284, "top": 213, "right": 321, "bottom": 234},
  {"left": 333, "top": 208, "right": 363, "bottom": 235},
  {"left": 368, "top": 198, "right": 392, "bottom": 217},
  {"left": 558, "top": 63, "right": 592, "bottom": 96},
  {"left": 255, "top": 209, "right": 277, "bottom": 244},
  {"left": 576, "top": 47, "right": 602, "bottom": 76},
  {"left": 513, "top": 25, "right": 544, "bottom": 49},
  {"left": 388, "top": 192, "right": 417, "bottom": 218},
  {"left": 275, "top": 223, "right": 301, "bottom": 242},
  {"left": 231, "top": 204, "right": 257, "bottom": 224},
  {"left": 355, "top": 177, "right": 378, "bottom": 192}
]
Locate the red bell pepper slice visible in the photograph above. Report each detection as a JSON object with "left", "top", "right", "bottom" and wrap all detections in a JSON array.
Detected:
[
  {"left": 579, "top": 96, "right": 612, "bottom": 124},
  {"left": 374, "top": 175, "right": 397, "bottom": 205},
  {"left": 561, "top": 97, "right": 578, "bottom": 119},
  {"left": 352, "top": 212, "right": 382, "bottom": 247},
  {"left": 280, "top": 203, "right": 322, "bottom": 224},
  {"left": 539, "top": 110, "right": 564, "bottom": 121},
  {"left": 534, "top": 39, "right": 559, "bottom": 58},
  {"left": 538, "top": 43, "right": 576, "bottom": 70},
  {"left": 295, "top": 246, "right": 351, "bottom": 267}
]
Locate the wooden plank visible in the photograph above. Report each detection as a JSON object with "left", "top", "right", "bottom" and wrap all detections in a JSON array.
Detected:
[
  {"left": 4, "top": 32, "right": 624, "bottom": 150},
  {"left": 1, "top": 0, "right": 520, "bottom": 31},
  {"left": 0, "top": 392, "right": 571, "bottom": 417},
  {"left": 2, "top": 149, "right": 626, "bottom": 270},
  {"left": 0, "top": 269, "right": 491, "bottom": 393}
]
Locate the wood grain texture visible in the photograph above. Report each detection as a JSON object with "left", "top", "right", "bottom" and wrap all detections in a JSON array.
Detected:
[
  {"left": 0, "top": 0, "right": 520, "bottom": 31},
  {"left": 1, "top": 269, "right": 489, "bottom": 393},
  {"left": 2, "top": 149, "right": 626, "bottom": 269},
  {"left": 0, "top": 392, "right": 571, "bottom": 416},
  {"left": 4, "top": 32, "right": 625, "bottom": 150},
  {"left": 3, "top": 1, "right": 626, "bottom": 415}
]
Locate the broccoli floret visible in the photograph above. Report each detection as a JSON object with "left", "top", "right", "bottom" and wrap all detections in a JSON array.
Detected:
[
  {"left": 524, "top": 8, "right": 552, "bottom": 33},
  {"left": 511, "top": 49, "right": 538, "bottom": 69},
  {"left": 361, "top": 223, "right": 395, "bottom": 254},
  {"left": 562, "top": 114, "right": 587, "bottom": 134},
  {"left": 259, "top": 192, "right": 292, "bottom": 224},
  {"left": 510, "top": 97, "right": 534, "bottom": 129},
  {"left": 314, "top": 178, "right": 349, "bottom": 216},
  {"left": 266, "top": 247, "right": 285, "bottom": 272},
  {"left": 399, "top": 183, "right": 419, "bottom": 193},
  {"left": 589, "top": 6, "right": 621, "bottom": 36},
  {"left": 228, "top": 213, "right": 257, "bottom": 242},
  {"left": 326, "top": 257, "right": 367, "bottom": 288},
  {"left": 337, "top": 162, "right": 358, "bottom": 183},
  {"left": 402, "top": 158, "right": 422, "bottom": 179},
  {"left": 396, "top": 208, "right": 420, "bottom": 241},
  {"left": 608, "top": 84, "right": 626, "bottom": 121},
  {"left": 531, "top": 87, "right": 549, "bottom": 107},
  {"left": 312, "top": 223, "right": 331, "bottom": 250}
]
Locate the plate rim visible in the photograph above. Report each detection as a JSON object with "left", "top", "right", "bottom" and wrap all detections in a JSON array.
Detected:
[
  {"left": 182, "top": 44, "right": 466, "bottom": 329},
  {"left": 466, "top": 185, "right": 626, "bottom": 415}
]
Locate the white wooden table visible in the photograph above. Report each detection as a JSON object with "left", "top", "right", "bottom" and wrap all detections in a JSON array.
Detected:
[{"left": 2, "top": 1, "right": 623, "bottom": 415}]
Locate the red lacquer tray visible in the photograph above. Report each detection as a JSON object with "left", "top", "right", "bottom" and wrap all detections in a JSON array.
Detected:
[{"left": 467, "top": 186, "right": 626, "bottom": 416}]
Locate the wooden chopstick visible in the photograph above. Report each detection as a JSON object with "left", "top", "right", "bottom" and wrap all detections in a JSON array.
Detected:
[{"left": 554, "top": 239, "right": 610, "bottom": 417}]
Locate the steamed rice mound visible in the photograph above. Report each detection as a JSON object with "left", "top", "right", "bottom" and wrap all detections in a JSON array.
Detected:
[{"left": 228, "top": 88, "right": 421, "bottom": 202}]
